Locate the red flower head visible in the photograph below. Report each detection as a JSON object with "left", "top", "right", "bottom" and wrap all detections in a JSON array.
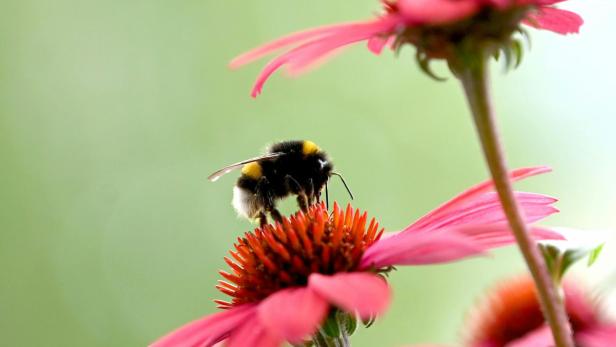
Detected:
[
  {"left": 230, "top": 0, "right": 583, "bottom": 96},
  {"left": 466, "top": 275, "right": 616, "bottom": 347},
  {"left": 150, "top": 167, "right": 565, "bottom": 347}
]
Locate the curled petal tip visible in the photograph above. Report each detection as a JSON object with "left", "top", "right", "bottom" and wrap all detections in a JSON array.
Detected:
[{"left": 250, "top": 87, "right": 262, "bottom": 98}]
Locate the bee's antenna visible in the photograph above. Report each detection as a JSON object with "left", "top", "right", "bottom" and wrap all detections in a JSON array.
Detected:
[
  {"left": 325, "top": 180, "right": 329, "bottom": 210},
  {"left": 331, "top": 172, "right": 354, "bottom": 200}
]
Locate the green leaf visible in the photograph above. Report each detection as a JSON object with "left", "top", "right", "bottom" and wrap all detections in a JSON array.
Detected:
[{"left": 588, "top": 243, "right": 605, "bottom": 266}]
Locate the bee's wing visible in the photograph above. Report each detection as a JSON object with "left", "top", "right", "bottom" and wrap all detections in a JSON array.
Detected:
[{"left": 208, "top": 152, "right": 285, "bottom": 182}]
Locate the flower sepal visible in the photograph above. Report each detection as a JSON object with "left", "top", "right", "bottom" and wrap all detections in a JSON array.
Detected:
[
  {"left": 540, "top": 234, "right": 607, "bottom": 284},
  {"left": 310, "top": 309, "right": 357, "bottom": 347}
]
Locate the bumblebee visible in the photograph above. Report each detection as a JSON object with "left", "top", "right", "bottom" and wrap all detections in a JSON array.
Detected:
[{"left": 208, "top": 140, "right": 352, "bottom": 225}]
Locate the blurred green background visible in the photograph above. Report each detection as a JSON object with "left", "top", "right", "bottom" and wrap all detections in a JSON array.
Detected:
[{"left": 1, "top": 1, "right": 615, "bottom": 346}]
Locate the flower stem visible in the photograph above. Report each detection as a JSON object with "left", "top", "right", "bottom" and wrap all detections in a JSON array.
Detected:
[{"left": 458, "top": 53, "right": 574, "bottom": 347}]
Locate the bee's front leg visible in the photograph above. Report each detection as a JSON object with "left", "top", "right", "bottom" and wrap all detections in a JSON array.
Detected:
[
  {"left": 285, "top": 175, "right": 309, "bottom": 212},
  {"left": 307, "top": 178, "right": 316, "bottom": 205},
  {"left": 257, "top": 211, "right": 268, "bottom": 228}
]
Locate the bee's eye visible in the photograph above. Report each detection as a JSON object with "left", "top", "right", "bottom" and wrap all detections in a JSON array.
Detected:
[{"left": 318, "top": 159, "right": 328, "bottom": 169}]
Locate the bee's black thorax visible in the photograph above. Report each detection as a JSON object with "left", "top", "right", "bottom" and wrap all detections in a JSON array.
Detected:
[{"left": 237, "top": 140, "right": 333, "bottom": 208}]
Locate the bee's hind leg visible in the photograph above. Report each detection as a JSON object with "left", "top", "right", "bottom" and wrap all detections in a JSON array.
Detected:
[{"left": 285, "top": 175, "right": 309, "bottom": 212}]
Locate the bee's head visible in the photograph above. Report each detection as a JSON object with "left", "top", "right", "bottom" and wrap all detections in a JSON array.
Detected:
[
  {"left": 301, "top": 140, "right": 333, "bottom": 189},
  {"left": 301, "top": 140, "right": 353, "bottom": 204}
]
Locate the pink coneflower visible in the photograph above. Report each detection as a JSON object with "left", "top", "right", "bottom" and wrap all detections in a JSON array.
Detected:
[
  {"left": 465, "top": 275, "right": 616, "bottom": 347},
  {"left": 151, "top": 167, "right": 564, "bottom": 347},
  {"left": 230, "top": 0, "right": 583, "bottom": 97}
]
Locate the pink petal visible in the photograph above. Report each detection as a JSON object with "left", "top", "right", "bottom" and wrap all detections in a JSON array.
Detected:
[
  {"left": 229, "top": 22, "right": 366, "bottom": 68},
  {"left": 411, "top": 192, "right": 558, "bottom": 231},
  {"left": 398, "top": 0, "right": 480, "bottom": 24},
  {"left": 285, "top": 48, "right": 344, "bottom": 77},
  {"left": 248, "top": 16, "right": 400, "bottom": 97},
  {"left": 577, "top": 326, "right": 616, "bottom": 347},
  {"left": 406, "top": 166, "right": 551, "bottom": 232},
  {"left": 308, "top": 272, "right": 391, "bottom": 319},
  {"left": 455, "top": 225, "right": 565, "bottom": 249},
  {"left": 360, "top": 229, "right": 486, "bottom": 269},
  {"left": 507, "top": 325, "right": 554, "bottom": 347},
  {"left": 149, "top": 304, "right": 256, "bottom": 347},
  {"left": 257, "top": 287, "right": 329, "bottom": 344},
  {"left": 227, "top": 317, "right": 282, "bottom": 347},
  {"left": 361, "top": 225, "right": 564, "bottom": 269},
  {"left": 367, "top": 35, "right": 391, "bottom": 55},
  {"left": 523, "top": 7, "right": 583, "bottom": 35}
]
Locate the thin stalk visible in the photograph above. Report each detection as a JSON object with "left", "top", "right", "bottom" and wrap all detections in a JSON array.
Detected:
[{"left": 458, "top": 54, "right": 574, "bottom": 347}]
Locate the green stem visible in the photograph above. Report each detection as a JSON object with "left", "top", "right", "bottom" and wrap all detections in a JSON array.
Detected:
[{"left": 458, "top": 54, "right": 574, "bottom": 347}]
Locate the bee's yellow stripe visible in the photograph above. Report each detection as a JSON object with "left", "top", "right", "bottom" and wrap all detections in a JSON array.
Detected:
[
  {"left": 241, "top": 162, "right": 262, "bottom": 179},
  {"left": 302, "top": 140, "right": 320, "bottom": 156}
]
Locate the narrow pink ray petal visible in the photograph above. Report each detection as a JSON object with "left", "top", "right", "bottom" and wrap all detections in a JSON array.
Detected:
[
  {"left": 227, "top": 316, "right": 282, "bottom": 347},
  {"left": 257, "top": 287, "right": 329, "bottom": 344},
  {"left": 361, "top": 224, "right": 564, "bottom": 269},
  {"left": 149, "top": 304, "right": 256, "bottom": 347},
  {"left": 230, "top": 19, "right": 396, "bottom": 69},
  {"left": 249, "top": 16, "right": 400, "bottom": 97},
  {"left": 308, "top": 272, "right": 391, "bottom": 319},
  {"left": 454, "top": 225, "right": 565, "bottom": 249},
  {"left": 286, "top": 48, "right": 344, "bottom": 77},
  {"left": 360, "top": 230, "right": 486, "bottom": 269},
  {"left": 507, "top": 326, "right": 554, "bottom": 347},
  {"left": 406, "top": 167, "right": 551, "bottom": 232},
  {"left": 283, "top": 26, "right": 384, "bottom": 75},
  {"left": 398, "top": 0, "right": 480, "bottom": 25},
  {"left": 523, "top": 7, "right": 583, "bottom": 35},
  {"left": 413, "top": 191, "right": 558, "bottom": 231},
  {"left": 367, "top": 35, "right": 392, "bottom": 55},
  {"left": 577, "top": 326, "right": 616, "bottom": 347}
]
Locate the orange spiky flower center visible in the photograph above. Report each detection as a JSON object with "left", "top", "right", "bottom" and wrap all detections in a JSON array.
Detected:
[
  {"left": 215, "top": 202, "right": 384, "bottom": 308},
  {"left": 467, "top": 276, "right": 601, "bottom": 347}
]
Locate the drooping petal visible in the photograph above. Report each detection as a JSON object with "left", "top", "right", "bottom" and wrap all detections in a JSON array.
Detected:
[
  {"left": 577, "top": 326, "right": 616, "bottom": 347},
  {"left": 406, "top": 167, "right": 551, "bottom": 232},
  {"left": 523, "top": 7, "right": 583, "bottom": 35},
  {"left": 308, "top": 272, "right": 391, "bottom": 319},
  {"left": 360, "top": 229, "right": 486, "bottom": 269},
  {"left": 248, "top": 16, "right": 400, "bottom": 97},
  {"left": 507, "top": 326, "right": 554, "bottom": 347},
  {"left": 257, "top": 287, "right": 329, "bottom": 344},
  {"left": 398, "top": 0, "right": 480, "bottom": 25},
  {"left": 229, "top": 22, "right": 373, "bottom": 68},
  {"left": 367, "top": 35, "right": 394, "bottom": 55},
  {"left": 227, "top": 315, "right": 282, "bottom": 347},
  {"left": 149, "top": 304, "right": 256, "bottom": 347}
]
